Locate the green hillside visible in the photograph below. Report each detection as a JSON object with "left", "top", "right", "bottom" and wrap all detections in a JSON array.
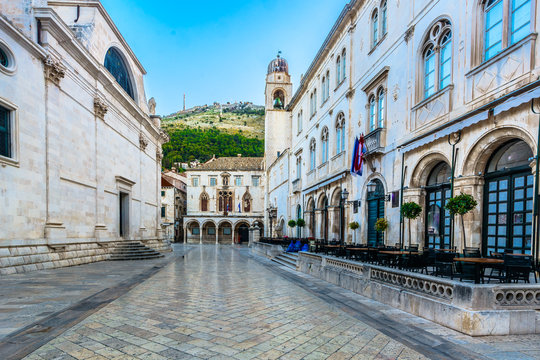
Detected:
[{"left": 161, "top": 103, "right": 265, "bottom": 169}]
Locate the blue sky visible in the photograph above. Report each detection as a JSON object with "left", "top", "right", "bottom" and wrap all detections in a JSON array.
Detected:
[{"left": 100, "top": 0, "right": 349, "bottom": 116}]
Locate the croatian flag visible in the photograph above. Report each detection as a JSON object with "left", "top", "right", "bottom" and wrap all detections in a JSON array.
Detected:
[
  {"left": 238, "top": 203, "right": 241, "bottom": 213},
  {"left": 351, "top": 135, "right": 366, "bottom": 176}
]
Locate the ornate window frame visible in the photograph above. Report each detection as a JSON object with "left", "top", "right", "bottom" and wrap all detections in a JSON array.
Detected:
[
  {"left": 370, "top": 1, "right": 389, "bottom": 52},
  {"left": 0, "top": 40, "right": 16, "bottom": 76},
  {"left": 362, "top": 67, "right": 389, "bottom": 134},
  {"left": 104, "top": 47, "right": 136, "bottom": 101},
  {"left": 0, "top": 97, "right": 18, "bottom": 167},
  {"left": 309, "top": 138, "right": 317, "bottom": 171},
  {"left": 335, "top": 112, "right": 346, "bottom": 155},
  {"left": 321, "top": 126, "right": 329, "bottom": 164}
]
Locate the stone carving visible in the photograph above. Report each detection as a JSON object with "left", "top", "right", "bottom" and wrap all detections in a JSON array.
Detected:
[
  {"left": 139, "top": 133, "right": 149, "bottom": 151},
  {"left": 371, "top": 268, "right": 454, "bottom": 300},
  {"left": 93, "top": 97, "right": 108, "bottom": 120},
  {"left": 416, "top": 97, "right": 447, "bottom": 128},
  {"left": 494, "top": 289, "right": 540, "bottom": 306},
  {"left": 148, "top": 97, "right": 156, "bottom": 115},
  {"left": 326, "top": 259, "right": 364, "bottom": 275},
  {"left": 476, "top": 71, "right": 496, "bottom": 94},
  {"left": 501, "top": 56, "right": 521, "bottom": 81},
  {"left": 404, "top": 25, "right": 415, "bottom": 43},
  {"left": 156, "top": 148, "right": 163, "bottom": 162},
  {"left": 159, "top": 129, "right": 170, "bottom": 143},
  {"left": 43, "top": 56, "right": 65, "bottom": 85},
  {"left": 392, "top": 84, "right": 400, "bottom": 101}
]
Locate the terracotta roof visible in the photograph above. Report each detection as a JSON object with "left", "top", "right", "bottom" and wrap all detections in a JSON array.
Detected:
[
  {"left": 161, "top": 176, "right": 174, "bottom": 187},
  {"left": 189, "top": 157, "right": 263, "bottom": 171}
]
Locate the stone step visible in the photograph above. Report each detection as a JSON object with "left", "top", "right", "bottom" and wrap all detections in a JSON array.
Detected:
[
  {"left": 111, "top": 250, "right": 161, "bottom": 256},
  {"left": 281, "top": 253, "right": 298, "bottom": 262},
  {"left": 110, "top": 254, "right": 164, "bottom": 261},
  {"left": 272, "top": 255, "right": 297, "bottom": 269},
  {"left": 108, "top": 241, "right": 163, "bottom": 261}
]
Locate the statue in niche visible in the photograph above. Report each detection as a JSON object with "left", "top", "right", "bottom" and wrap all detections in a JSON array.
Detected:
[
  {"left": 273, "top": 90, "right": 285, "bottom": 110},
  {"left": 148, "top": 97, "right": 156, "bottom": 115}
]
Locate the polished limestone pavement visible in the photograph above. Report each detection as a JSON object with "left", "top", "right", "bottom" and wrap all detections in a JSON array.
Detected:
[{"left": 0, "top": 245, "right": 537, "bottom": 359}]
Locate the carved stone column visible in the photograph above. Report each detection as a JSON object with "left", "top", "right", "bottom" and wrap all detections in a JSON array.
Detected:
[
  {"left": 94, "top": 97, "right": 109, "bottom": 239},
  {"left": 454, "top": 176, "right": 484, "bottom": 251}
]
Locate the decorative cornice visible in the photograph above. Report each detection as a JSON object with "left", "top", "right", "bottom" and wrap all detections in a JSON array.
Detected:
[
  {"left": 139, "top": 133, "right": 149, "bottom": 151},
  {"left": 43, "top": 56, "right": 65, "bottom": 85},
  {"left": 156, "top": 148, "right": 163, "bottom": 162},
  {"left": 94, "top": 97, "right": 108, "bottom": 120}
]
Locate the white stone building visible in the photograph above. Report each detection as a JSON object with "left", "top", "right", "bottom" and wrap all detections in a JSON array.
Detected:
[
  {"left": 264, "top": 0, "right": 540, "bottom": 256},
  {"left": 0, "top": 0, "right": 169, "bottom": 274},
  {"left": 184, "top": 156, "right": 265, "bottom": 244},
  {"left": 161, "top": 170, "right": 187, "bottom": 242}
]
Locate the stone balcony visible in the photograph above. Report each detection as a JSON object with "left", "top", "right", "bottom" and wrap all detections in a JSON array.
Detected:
[
  {"left": 365, "top": 128, "right": 385, "bottom": 155},
  {"left": 292, "top": 178, "right": 301, "bottom": 194}
]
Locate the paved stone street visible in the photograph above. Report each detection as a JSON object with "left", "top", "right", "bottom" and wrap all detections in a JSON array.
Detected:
[{"left": 0, "top": 246, "right": 538, "bottom": 359}]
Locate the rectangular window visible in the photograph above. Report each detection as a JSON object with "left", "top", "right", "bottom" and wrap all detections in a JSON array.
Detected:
[
  {"left": 192, "top": 177, "right": 199, "bottom": 187},
  {"left": 511, "top": 0, "right": 531, "bottom": 44},
  {"left": 192, "top": 227, "right": 200, "bottom": 235},
  {"left": 310, "top": 150, "right": 315, "bottom": 170},
  {"left": 0, "top": 106, "right": 11, "bottom": 158},
  {"left": 485, "top": 0, "right": 504, "bottom": 60},
  {"left": 424, "top": 54, "right": 436, "bottom": 98},
  {"left": 161, "top": 191, "right": 165, "bottom": 197},
  {"left": 210, "top": 177, "right": 217, "bottom": 186},
  {"left": 223, "top": 227, "right": 232, "bottom": 235},
  {"left": 440, "top": 41, "right": 452, "bottom": 90},
  {"left": 235, "top": 177, "right": 242, "bottom": 186},
  {"left": 252, "top": 176, "right": 260, "bottom": 187},
  {"left": 161, "top": 206, "right": 166, "bottom": 217},
  {"left": 297, "top": 158, "right": 301, "bottom": 179},
  {"left": 208, "top": 227, "right": 216, "bottom": 235}
]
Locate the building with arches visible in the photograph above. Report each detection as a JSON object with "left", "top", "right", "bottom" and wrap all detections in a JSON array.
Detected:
[
  {"left": 263, "top": 0, "right": 540, "bottom": 256},
  {"left": 0, "top": 1, "right": 168, "bottom": 274},
  {"left": 184, "top": 156, "right": 264, "bottom": 244}
]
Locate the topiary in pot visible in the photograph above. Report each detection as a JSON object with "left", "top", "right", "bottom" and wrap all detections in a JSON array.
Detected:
[
  {"left": 296, "top": 218, "right": 305, "bottom": 238},
  {"left": 349, "top": 221, "right": 360, "bottom": 244},
  {"left": 401, "top": 202, "right": 422, "bottom": 249},
  {"left": 445, "top": 193, "right": 478, "bottom": 249}
]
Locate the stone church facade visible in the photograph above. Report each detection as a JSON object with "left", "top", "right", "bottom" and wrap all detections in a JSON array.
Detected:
[
  {"left": 264, "top": 0, "right": 540, "bottom": 256},
  {"left": 0, "top": 0, "right": 169, "bottom": 274}
]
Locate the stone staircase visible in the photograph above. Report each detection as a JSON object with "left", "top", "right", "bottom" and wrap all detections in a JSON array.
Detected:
[
  {"left": 271, "top": 252, "right": 298, "bottom": 270},
  {"left": 109, "top": 241, "right": 164, "bottom": 261}
]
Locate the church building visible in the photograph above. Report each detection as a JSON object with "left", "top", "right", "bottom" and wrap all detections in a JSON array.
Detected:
[{"left": 0, "top": 0, "right": 169, "bottom": 274}]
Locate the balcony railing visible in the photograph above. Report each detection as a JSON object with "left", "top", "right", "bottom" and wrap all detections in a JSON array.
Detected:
[{"left": 365, "top": 128, "right": 385, "bottom": 155}]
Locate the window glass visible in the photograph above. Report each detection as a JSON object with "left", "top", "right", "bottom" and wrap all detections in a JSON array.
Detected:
[
  {"left": 424, "top": 46, "right": 436, "bottom": 98},
  {"left": 0, "top": 47, "right": 8, "bottom": 67},
  {"left": 511, "top": 0, "right": 531, "bottom": 44},
  {"left": 381, "top": 1, "right": 388, "bottom": 34},
  {"left": 104, "top": 48, "right": 134, "bottom": 99},
  {"left": 223, "top": 227, "right": 232, "bottom": 235},
  {"left": 485, "top": 0, "right": 504, "bottom": 60},
  {"left": 192, "top": 177, "right": 199, "bottom": 187},
  {"left": 235, "top": 177, "right": 242, "bottom": 186},
  {"left": 336, "top": 127, "right": 342, "bottom": 154},
  {"left": 342, "top": 50, "right": 346, "bottom": 80},
  {"left": 377, "top": 89, "right": 385, "bottom": 128},
  {"left": 208, "top": 227, "right": 216, "bottom": 235},
  {"left": 297, "top": 159, "right": 301, "bottom": 179},
  {"left": 161, "top": 191, "right": 165, "bottom": 197},
  {"left": 372, "top": 11, "right": 379, "bottom": 47},
  {"left": 369, "top": 96, "right": 376, "bottom": 131},
  {"left": 252, "top": 176, "right": 260, "bottom": 187},
  {"left": 337, "top": 57, "right": 342, "bottom": 84},
  {"left": 192, "top": 227, "right": 200, "bottom": 235},
  {"left": 487, "top": 140, "right": 533, "bottom": 173},
  {"left": 440, "top": 32, "right": 452, "bottom": 90},
  {"left": 161, "top": 206, "right": 166, "bottom": 217},
  {"left": 210, "top": 177, "right": 217, "bottom": 186},
  {"left": 0, "top": 106, "right": 10, "bottom": 158}
]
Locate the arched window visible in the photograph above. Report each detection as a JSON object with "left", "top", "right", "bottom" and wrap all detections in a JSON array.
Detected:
[
  {"left": 321, "top": 127, "right": 329, "bottom": 164},
  {"left": 422, "top": 20, "right": 452, "bottom": 99},
  {"left": 200, "top": 192, "right": 209, "bottom": 212},
  {"left": 104, "top": 47, "right": 134, "bottom": 99},
  {"left": 0, "top": 47, "right": 9, "bottom": 68},
  {"left": 372, "top": 10, "right": 379, "bottom": 47},
  {"left": 326, "top": 70, "right": 330, "bottom": 98},
  {"left": 381, "top": 1, "right": 388, "bottom": 35},
  {"left": 482, "top": 0, "right": 531, "bottom": 61},
  {"left": 336, "top": 56, "right": 342, "bottom": 84},
  {"left": 321, "top": 76, "right": 326, "bottom": 102},
  {"left": 242, "top": 192, "right": 252, "bottom": 213},
  {"left": 296, "top": 156, "right": 302, "bottom": 179},
  {"left": 218, "top": 191, "right": 234, "bottom": 213},
  {"left": 341, "top": 49, "right": 347, "bottom": 81},
  {"left": 377, "top": 88, "right": 385, "bottom": 129},
  {"left": 297, "top": 110, "right": 303, "bottom": 133},
  {"left": 369, "top": 95, "right": 377, "bottom": 131},
  {"left": 310, "top": 138, "right": 316, "bottom": 171},
  {"left": 336, "top": 113, "right": 345, "bottom": 154},
  {"left": 314, "top": 89, "right": 317, "bottom": 111}
]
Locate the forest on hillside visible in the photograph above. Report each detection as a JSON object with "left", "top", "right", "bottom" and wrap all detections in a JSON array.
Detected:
[{"left": 162, "top": 128, "right": 264, "bottom": 169}]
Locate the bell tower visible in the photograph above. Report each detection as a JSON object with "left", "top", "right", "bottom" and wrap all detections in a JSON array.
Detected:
[{"left": 264, "top": 53, "right": 293, "bottom": 167}]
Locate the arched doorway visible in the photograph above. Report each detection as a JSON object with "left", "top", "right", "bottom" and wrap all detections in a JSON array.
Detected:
[
  {"left": 306, "top": 198, "right": 315, "bottom": 238},
  {"left": 296, "top": 205, "right": 302, "bottom": 238},
  {"left": 367, "top": 179, "right": 385, "bottom": 246},
  {"left": 483, "top": 140, "right": 534, "bottom": 255},
  {"left": 425, "top": 162, "right": 452, "bottom": 249},
  {"left": 235, "top": 222, "right": 250, "bottom": 244},
  {"left": 318, "top": 195, "right": 329, "bottom": 242}
]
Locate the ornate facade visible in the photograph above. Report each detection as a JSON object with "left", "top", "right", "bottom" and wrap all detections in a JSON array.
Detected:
[
  {"left": 0, "top": 0, "right": 168, "bottom": 274},
  {"left": 264, "top": 0, "right": 540, "bottom": 256},
  {"left": 184, "top": 157, "right": 265, "bottom": 244}
]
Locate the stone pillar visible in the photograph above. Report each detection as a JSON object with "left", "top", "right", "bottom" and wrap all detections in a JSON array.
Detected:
[
  {"left": 454, "top": 176, "right": 484, "bottom": 252},
  {"left": 252, "top": 225, "right": 261, "bottom": 244},
  {"left": 232, "top": 228, "right": 236, "bottom": 245},
  {"left": 314, "top": 210, "right": 323, "bottom": 239},
  {"left": 183, "top": 227, "right": 187, "bottom": 244},
  {"left": 199, "top": 229, "right": 203, "bottom": 245},
  {"left": 215, "top": 229, "right": 219, "bottom": 245},
  {"left": 403, "top": 188, "right": 424, "bottom": 248}
]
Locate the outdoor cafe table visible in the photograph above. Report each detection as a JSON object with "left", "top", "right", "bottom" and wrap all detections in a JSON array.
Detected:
[
  {"left": 323, "top": 244, "right": 342, "bottom": 255},
  {"left": 345, "top": 247, "right": 376, "bottom": 260},
  {"left": 453, "top": 257, "right": 504, "bottom": 284}
]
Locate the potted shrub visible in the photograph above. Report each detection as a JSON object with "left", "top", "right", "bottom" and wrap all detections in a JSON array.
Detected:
[
  {"left": 349, "top": 221, "right": 360, "bottom": 244},
  {"left": 296, "top": 218, "right": 306, "bottom": 238},
  {"left": 288, "top": 220, "right": 297, "bottom": 237},
  {"left": 401, "top": 202, "right": 422, "bottom": 248},
  {"left": 375, "top": 218, "right": 389, "bottom": 244},
  {"left": 445, "top": 193, "right": 478, "bottom": 249}
]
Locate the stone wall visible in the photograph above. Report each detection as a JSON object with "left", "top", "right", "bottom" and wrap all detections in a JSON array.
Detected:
[
  {"left": 250, "top": 241, "right": 283, "bottom": 259},
  {"left": 297, "top": 252, "right": 540, "bottom": 336}
]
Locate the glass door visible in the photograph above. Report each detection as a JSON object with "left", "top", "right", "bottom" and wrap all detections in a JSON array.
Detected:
[{"left": 425, "top": 186, "right": 452, "bottom": 249}]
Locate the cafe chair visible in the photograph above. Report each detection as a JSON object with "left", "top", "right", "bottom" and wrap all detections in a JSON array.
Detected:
[{"left": 504, "top": 254, "right": 534, "bottom": 283}]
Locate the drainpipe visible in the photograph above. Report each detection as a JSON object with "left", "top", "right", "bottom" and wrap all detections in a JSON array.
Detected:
[
  {"left": 74, "top": 5, "right": 80, "bottom": 23},
  {"left": 531, "top": 101, "right": 540, "bottom": 266}
]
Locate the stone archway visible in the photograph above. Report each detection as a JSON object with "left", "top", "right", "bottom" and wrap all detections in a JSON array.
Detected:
[
  {"left": 185, "top": 221, "right": 200, "bottom": 244},
  {"left": 218, "top": 221, "right": 233, "bottom": 244},
  {"left": 234, "top": 222, "right": 251, "bottom": 244},
  {"left": 201, "top": 221, "right": 217, "bottom": 244}
]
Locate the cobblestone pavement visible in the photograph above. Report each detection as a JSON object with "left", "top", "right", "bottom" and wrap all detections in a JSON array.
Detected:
[
  {"left": 5, "top": 245, "right": 539, "bottom": 360},
  {"left": 0, "top": 248, "right": 188, "bottom": 340}
]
